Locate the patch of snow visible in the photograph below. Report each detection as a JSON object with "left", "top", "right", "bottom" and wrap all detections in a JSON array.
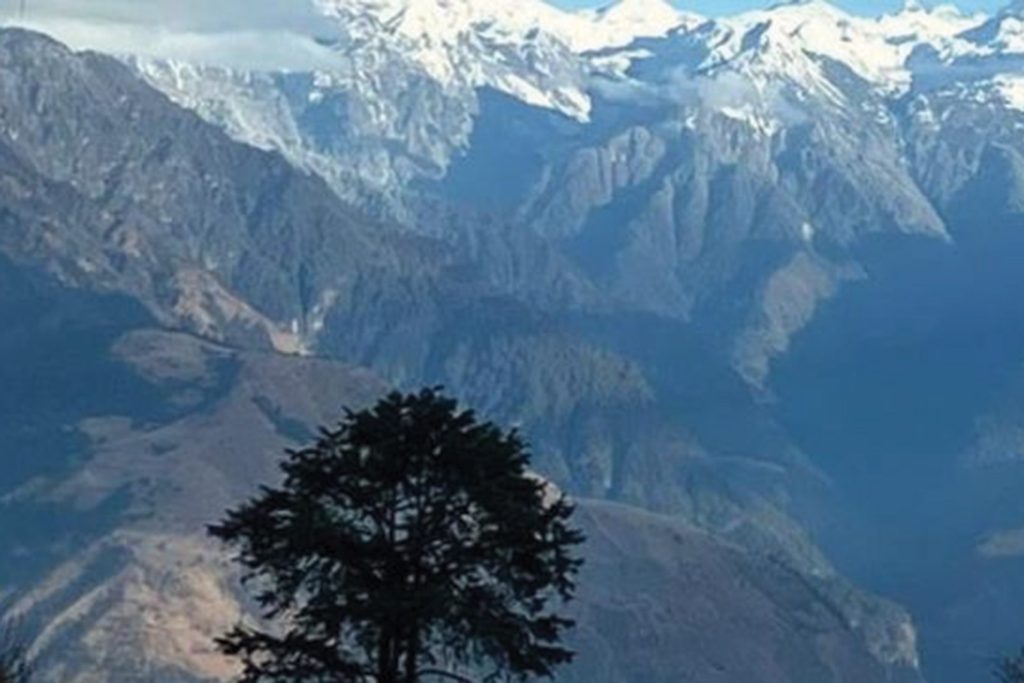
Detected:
[
  {"left": 573, "top": 0, "right": 704, "bottom": 53},
  {"left": 681, "top": 0, "right": 988, "bottom": 98},
  {"left": 313, "top": 0, "right": 593, "bottom": 122},
  {"left": 720, "top": 104, "right": 779, "bottom": 137},
  {"left": 876, "top": 1, "right": 985, "bottom": 46},
  {"left": 990, "top": 16, "right": 1024, "bottom": 53},
  {"left": 994, "top": 75, "right": 1024, "bottom": 110}
]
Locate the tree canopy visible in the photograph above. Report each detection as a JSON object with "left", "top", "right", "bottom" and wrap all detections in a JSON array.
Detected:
[{"left": 211, "top": 388, "right": 585, "bottom": 683}]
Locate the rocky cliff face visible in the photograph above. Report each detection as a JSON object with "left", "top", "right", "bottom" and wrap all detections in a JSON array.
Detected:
[
  {"left": 1, "top": 324, "right": 921, "bottom": 683},
  {"left": 120, "top": 1, "right": 1024, "bottom": 416}
]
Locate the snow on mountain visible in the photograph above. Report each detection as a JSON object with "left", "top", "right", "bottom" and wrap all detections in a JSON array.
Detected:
[
  {"left": 908, "top": 1, "right": 1024, "bottom": 111},
  {"left": 312, "top": 0, "right": 593, "bottom": 121},
  {"left": 962, "top": 1, "right": 1024, "bottom": 54},
  {"left": 572, "top": 0, "right": 704, "bottom": 52},
  {"left": 574, "top": 0, "right": 997, "bottom": 142},
  {"left": 127, "top": 0, "right": 705, "bottom": 217},
  {"left": 126, "top": 0, "right": 1003, "bottom": 136},
  {"left": 576, "top": 1, "right": 968, "bottom": 137},
  {"left": 996, "top": 15, "right": 1024, "bottom": 52},
  {"left": 994, "top": 74, "right": 1024, "bottom": 109},
  {"left": 875, "top": 0, "right": 984, "bottom": 44},
  {"left": 121, "top": 0, "right": 1024, "bottom": 220},
  {"left": 688, "top": 0, "right": 986, "bottom": 96},
  {"left": 721, "top": 1, "right": 901, "bottom": 84},
  {"left": 304, "top": 0, "right": 706, "bottom": 121}
]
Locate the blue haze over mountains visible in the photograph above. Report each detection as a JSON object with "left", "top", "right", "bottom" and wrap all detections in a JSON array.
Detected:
[{"left": 3, "top": 0, "right": 1024, "bottom": 681}]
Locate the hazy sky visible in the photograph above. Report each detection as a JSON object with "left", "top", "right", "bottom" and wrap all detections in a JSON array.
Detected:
[{"left": 552, "top": 0, "right": 1005, "bottom": 13}]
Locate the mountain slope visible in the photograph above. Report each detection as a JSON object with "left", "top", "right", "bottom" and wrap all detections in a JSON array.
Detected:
[
  {"left": 120, "top": 0, "right": 1017, "bottom": 392},
  {"left": 0, "top": 28, "right": 411, "bottom": 356},
  {"left": 2, "top": 327, "right": 920, "bottom": 683},
  {"left": 0, "top": 27, "right": 926, "bottom": 683}
]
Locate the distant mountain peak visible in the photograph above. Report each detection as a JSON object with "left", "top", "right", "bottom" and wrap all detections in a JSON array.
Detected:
[
  {"left": 317, "top": 0, "right": 565, "bottom": 42},
  {"left": 889, "top": 0, "right": 974, "bottom": 19},
  {"left": 312, "top": 0, "right": 593, "bottom": 120},
  {"left": 763, "top": 0, "right": 846, "bottom": 13},
  {"left": 591, "top": 0, "right": 688, "bottom": 23},
  {"left": 879, "top": 0, "right": 981, "bottom": 34},
  {"left": 960, "top": 0, "right": 1024, "bottom": 52},
  {"left": 575, "top": 0, "right": 703, "bottom": 51}
]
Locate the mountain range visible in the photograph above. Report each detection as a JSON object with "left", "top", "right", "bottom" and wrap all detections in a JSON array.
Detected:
[{"left": 3, "top": 0, "right": 1024, "bottom": 680}]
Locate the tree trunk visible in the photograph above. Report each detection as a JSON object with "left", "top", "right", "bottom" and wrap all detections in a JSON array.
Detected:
[
  {"left": 377, "top": 633, "right": 391, "bottom": 683},
  {"left": 403, "top": 620, "right": 420, "bottom": 683}
]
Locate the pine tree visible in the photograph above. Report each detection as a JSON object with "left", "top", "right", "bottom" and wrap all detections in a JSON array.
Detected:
[{"left": 211, "top": 388, "right": 585, "bottom": 683}]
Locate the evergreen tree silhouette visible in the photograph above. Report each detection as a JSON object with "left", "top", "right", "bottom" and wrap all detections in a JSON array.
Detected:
[{"left": 211, "top": 388, "right": 585, "bottom": 683}]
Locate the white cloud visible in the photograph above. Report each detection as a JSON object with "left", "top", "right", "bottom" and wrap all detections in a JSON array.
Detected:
[
  {"left": 4, "top": 0, "right": 342, "bottom": 71},
  {"left": 18, "top": 0, "right": 333, "bottom": 33},
  {"left": 593, "top": 67, "right": 809, "bottom": 126}
]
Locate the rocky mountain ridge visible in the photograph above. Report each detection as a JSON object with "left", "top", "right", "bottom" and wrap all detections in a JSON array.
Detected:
[{"left": 113, "top": 0, "right": 1024, "bottom": 393}]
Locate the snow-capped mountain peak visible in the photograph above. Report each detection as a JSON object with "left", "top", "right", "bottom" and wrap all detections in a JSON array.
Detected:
[
  {"left": 697, "top": 1, "right": 902, "bottom": 93},
  {"left": 573, "top": 0, "right": 704, "bottom": 52},
  {"left": 943, "top": 0, "right": 1024, "bottom": 66},
  {"left": 319, "top": 0, "right": 568, "bottom": 44},
  {"left": 966, "top": 0, "right": 1024, "bottom": 52},
  {"left": 878, "top": 0, "right": 983, "bottom": 42},
  {"left": 592, "top": 0, "right": 681, "bottom": 19},
  {"left": 312, "top": 0, "right": 593, "bottom": 120},
  {"left": 680, "top": 0, "right": 988, "bottom": 96},
  {"left": 117, "top": 0, "right": 1024, "bottom": 229},
  {"left": 305, "top": 0, "right": 709, "bottom": 122},
  {"left": 317, "top": 0, "right": 703, "bottom": 58}
]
